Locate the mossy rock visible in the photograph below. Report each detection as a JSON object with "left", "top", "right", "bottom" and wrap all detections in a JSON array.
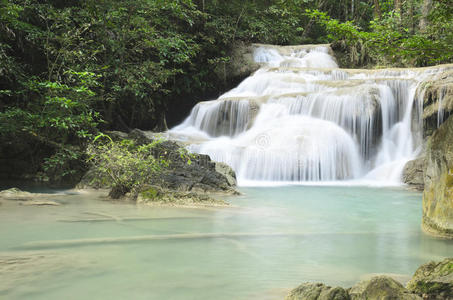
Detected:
[
  {"left": 140, "top": 187, "right": 160, "bottom": 200},
  {"left": 422, "top": 115, "right": 453, "bottom": 238},
  {"left": 285, "top": 282, "right": 349, "bottom": 300},
  {"left": 420, "top": 70, "right": 453, "bottom": 138},
  {"left": 137, "top": 185, "right": 228, "bottom": 207},
  {"left": 349, "top": 276, "right": 421, "bottom": 300},
  {"left": 407, "top": 258, "right": 453, "bottom": 299}
]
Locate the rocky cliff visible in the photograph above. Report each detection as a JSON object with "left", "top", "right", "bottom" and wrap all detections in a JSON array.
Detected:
[
  {"left": 422, "top": 115, "right": 453, "bottom": 238},
  {"left": 402, "top": 70, "right": 453, "bottom": 238}
]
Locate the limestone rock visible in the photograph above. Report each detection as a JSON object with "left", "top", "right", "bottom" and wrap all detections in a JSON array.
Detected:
[
  {"left": 403, "top": 157, "right": 425, "bottom": 191},
  {"left": 0, "top": 188, "right": 33, "bottom": 201},
  {"left": 215, "top": 162, "right": 237, "bottom": 187},
  {"left": 407, "top": 258, "right": 453, "bottom": 300},
  {"left": 349, "top": 276, "right": 422, "bottom": 300},
  {"left": 420, "top": 70, "right": 453, "bottom": 138},
  {"left": 285, "top": 282, "right": 349, "bottom": 300},
  {"left": 214, "top": 42, "right": 260, "bottom": 88},
  {"left": 21, "top": 200, "right": 61, "bottom": 206},
  {"left": 0, "top": 188, "right": 61, "bottom": 206},
  {"left": 422, "top": 115, "right": 453, "bottom": 238}
]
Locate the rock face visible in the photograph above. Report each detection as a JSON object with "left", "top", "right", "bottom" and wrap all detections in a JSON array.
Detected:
[
  {"left": 79, "top": 129, "right": 238, "bottom": 197},
  {"left": 407, "top": 258, "right": 453, "bottom": 300},
  {"left": 422, "top": 116, "right": 453, "bottom": 238},
  {"left": 285, "top": 283, "right": 349, "bottom": 300},
  {"left": 420, "top": 70, "right": 453, "bottom": 138},
  {"left": 349, "top": 276, "right": 422, "bottom": 300},
  {"left": 402, "top": 157, "right": 425, "bottom": 191},
  {"left": 214, "top": 42, "right": 260, "bottom": 88}
]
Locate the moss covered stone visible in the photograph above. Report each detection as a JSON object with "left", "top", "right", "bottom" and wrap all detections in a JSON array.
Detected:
[
  {"left": 285, "top": 282, "right": 349, "bottom": 300},
  {"left": 140, "top": 187, "right": 159, "bottom": 200},
  {"left": 407, "top": 258, "right": 453, "bottom": 299},
  {"left": 422, "top": 115, "right": 453, "bottom": 238},
  {"left": 136, "top": 185, "right": 229, "bottom": 207},
  {"left": 349, "top": 276, "right": 422, "bottom": 300}
]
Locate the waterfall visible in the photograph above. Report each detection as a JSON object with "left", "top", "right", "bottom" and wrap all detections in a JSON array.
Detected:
[{"left": 169, "top": 44, "right": 450, "bottom": 186}]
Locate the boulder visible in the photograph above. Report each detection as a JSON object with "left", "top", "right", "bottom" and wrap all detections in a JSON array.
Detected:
[
  {"left": 215, "top": 162, "right": 237, "bottom": 187},
  {"left": 79, "top": 129, "right": 238, "bottom": 196},
  {"left": 349, "top": 276, "right": 422, "bottom": 300},
  {"left": 0, "top": 188, "right": 33, "bottom": 201},
  {"left": 422, "top": 115, "right": 453, "bottom": 238},
  {"left": 403, "top": 157, "right": 425, "bottom": 191},
  {"left": 285, "top": 282, "right": 349, "bottom": 300},
  {"left": 406, "top": 258, "right": 453, "bottom": 300},
  {"left": 0, "top": 188, "right": 61, "bottom": 206}
]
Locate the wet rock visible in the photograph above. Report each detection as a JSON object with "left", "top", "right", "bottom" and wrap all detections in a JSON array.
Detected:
[
  {"left": 79, "top": 129, "right": 238, "bottom": 197},
  {"left": 104, "top": 130, "right": 129, "bottom": 141},
  {"left": 285, "top": 282, "right": 349, "bottom": 300},
  {"left": 0, "top": 188, "right": 61, "bottom": 206},
  {"left": 21, "top": 201, "right": 61, "bottom": 206},
  {"left": 0, "top": 188, "right": 33, "bottom": 201},
  {"left": 407, "top": 258, "right": 453, "bottom": 300},
  {"left": 403, "top": 157, "right": 425, "bottom": 191},
  {"left": 136, "top": 185, "right": 228, "bottom": 207},
  {"left": 214, "top": 42, "right": 260, "bottom": 88},
  {"left": 422, "top": 116, "right": 453, "bottom": 238},
  {"left": 215, "top": 162, "right": 237, "bottom": 187},
  {"left": 0, "top": 252, "right": 100, "bottom": 296},
  {"left": 349, "top": 276, "right": 422, "bottom": 300},
  {"left": 420, "top": 70, "right": 453, "bottom": 138}
]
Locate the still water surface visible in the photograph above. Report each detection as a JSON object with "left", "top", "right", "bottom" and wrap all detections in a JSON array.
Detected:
[{"left": 1, "top": 186, "right": 452, "bottom": 299}]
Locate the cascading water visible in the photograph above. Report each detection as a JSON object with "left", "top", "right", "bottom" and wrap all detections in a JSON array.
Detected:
[{"left": 170, "top": 44, "right": 450, "bottom": 185}]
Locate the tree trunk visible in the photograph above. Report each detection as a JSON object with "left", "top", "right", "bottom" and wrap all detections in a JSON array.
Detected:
[
  {"left": 395, "top": 0, "right": 402, "bottom": 12},
  {"left": 408, "top": 0, "right": 415, "bottom": 34},
  {"left": 373, "top": 0, "right": 382, "bottom": 18},
  {"left": 419, "top": 0, "right": 433, "bottom": 32},
  {"left": 351, "top": 0, "right": 355, "bottom": 20}
]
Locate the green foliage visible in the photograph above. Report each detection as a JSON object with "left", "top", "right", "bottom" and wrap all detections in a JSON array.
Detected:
[
  {"left": 140, "top": 187, "right": 159, "bottom": 200},
  {"left": 306, "top": 4, "right": 453, "bottom": 67},
  {"left": 86, "top": 135, "right": 168, "bottom": 198}
]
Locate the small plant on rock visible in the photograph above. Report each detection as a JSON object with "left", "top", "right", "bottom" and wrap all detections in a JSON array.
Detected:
[{"left": 86, "top": 134, "right": 168, "bottom": 199}]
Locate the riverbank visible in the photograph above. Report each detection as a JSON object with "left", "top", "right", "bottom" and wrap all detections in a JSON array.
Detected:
[
  {"left": 286, "top": 258, "right": 453, "bottom": 300},
  {"left": 0, "top": 187, "right": 231, "bottom": 209}
]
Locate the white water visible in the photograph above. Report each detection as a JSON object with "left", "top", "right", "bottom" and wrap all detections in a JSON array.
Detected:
[{"left": 170, "top": 45, "right": 449, "bottom": 186}]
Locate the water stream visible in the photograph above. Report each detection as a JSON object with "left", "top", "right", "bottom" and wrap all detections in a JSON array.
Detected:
[{"left": 170, "top": 44, "right": 450, "bottom": 185}]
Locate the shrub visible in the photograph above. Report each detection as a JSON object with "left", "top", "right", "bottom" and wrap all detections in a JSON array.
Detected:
[{"left": 86, "top": 134, "right": 168, "bottom": 199}]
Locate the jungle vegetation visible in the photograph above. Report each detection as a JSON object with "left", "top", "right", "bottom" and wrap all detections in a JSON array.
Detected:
[{"left": 0, "top": 0, "right": 451, "bottom": 184}]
